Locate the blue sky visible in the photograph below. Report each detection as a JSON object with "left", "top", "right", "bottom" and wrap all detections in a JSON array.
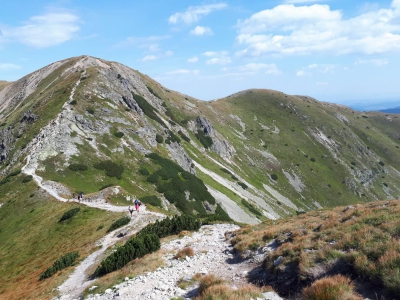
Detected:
[{"left": 1, "top": 0, "right": 400, "bottom": 105}]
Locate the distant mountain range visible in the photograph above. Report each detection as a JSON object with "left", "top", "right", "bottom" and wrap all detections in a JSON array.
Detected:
[{"left": 348, "top": 98, "right": 400, "bottom": 113}]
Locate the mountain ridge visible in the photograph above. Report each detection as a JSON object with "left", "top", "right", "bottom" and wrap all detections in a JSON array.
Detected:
[{"left": 1, "top": 55, "right": 400, "bottom": 299}]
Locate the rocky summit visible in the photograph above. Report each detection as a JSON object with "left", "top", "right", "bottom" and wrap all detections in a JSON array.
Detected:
[{"left": 0, "top": 55, "right": 399, "bottom": 299}]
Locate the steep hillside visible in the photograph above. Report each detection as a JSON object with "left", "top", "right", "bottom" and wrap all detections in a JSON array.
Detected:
[
  {"left": 1, "top": 55, "right": 400, "bottom": 299},
  {"left": 1, "top": 56, "right": 399, "bottom": 225}
]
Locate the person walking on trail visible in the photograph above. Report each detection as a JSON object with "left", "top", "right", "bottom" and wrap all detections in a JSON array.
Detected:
[
  {"left": 128, "top": 205, "right": 134, "bottom": 217},
  {"left": 134, "top": 199, "right": 140, "bottom": 212},
  {"left": 80, "top": 192, "right": 84, "bottom": 200}
]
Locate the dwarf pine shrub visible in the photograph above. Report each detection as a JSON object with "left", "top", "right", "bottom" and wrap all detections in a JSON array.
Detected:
[
  {"left": 195, "top": 129, "right": 213, "bottom": 149},
  {"left": 155, "top": 134, "right": 164, "bottom": 143},
  {"left": 40, "top": 251, "right": 79, "bottom": 280},
  {"left": 59, "top": 207, "right": 80, "bottom": 222},
  {"left": 145, "top": 153, "right": 215, "bottom": 215},
  {"left": 178, "top": 131, "right": 190, "bottom": 142},
  {"left": 241, "top": 199, "right": 262, "bottom": 217},
  {"left": 7, "top": 169, "right": 21, "bottom": 177},
  {"left": 94, "top": 233, "right": 160, "bottom": 276},
  {"left": 139, "top": 195, "right": 161, "bottom": 207},
  {"left": 139, "top": 167, "right": 150, "bottom": 176},
  {"left": 107, "top": 216, "right": 130, "bottom": 233},
  {"left": 22, "top": 175, "right": 33, "bottom": 183},
  {"left": 131, "top": 92, "right": 165, "bottom": 126},
  {"left": 94, "top": 160, "right": 124, "bottom": 179},
  {"left": 113, "top": 131, "right": 124, "bottom": 138},
  {"left": 68, "top": 164, "right": 88, "bottom": 171},
  {"left": 237, "top": 182, "right": 248, "bottom": 190}
]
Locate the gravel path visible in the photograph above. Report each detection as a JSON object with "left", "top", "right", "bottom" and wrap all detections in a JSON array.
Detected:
[{"left": 56, "top": 207, "right": 164, "bottom": 300}]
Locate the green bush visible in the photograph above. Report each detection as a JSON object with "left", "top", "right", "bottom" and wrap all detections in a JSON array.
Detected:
[
  {"left": 68, "top": 164, "right": 88, "bottom": 171},
  {"left": 146, "top": 85, "right": 162, "bottom": 99},
  {"left": 139, "top": 167, "right": 150, "bottom": 176},
  {"left": 113, "top": 131, "right": 124, "bottom": 138},
  {"left": 107, "top": 216, "right": 130, "bottom": 232},
  {"left": 94, "top": 160, "right": 124, "bottom": 179},
  {"left": 40, "top": 251, "right": 79, "bottom": 280},
  {"left": 0, "top": 177, "right": 11, "bottom": 185},
  {"left": 22, "top": 175, "right": 33, "bottom": 183},
  {"left": 59, "top": 207, "right": 80, "bottom": 222},
  {"left": 132, "top": 93, "right": 165, "bottom": 126},
  {"left": 155, "top": 134, "right": 164, "bottom": 143},
  {"left": 70, "top": 131, "right": 77, "bottom": 137},
  {"left": 70, "top": 100, "right": 77, "bottom": 105},
  {"left": 220, "top": 168, "right": 232, "bottom": 175},
  {"left": 178, "top": 131, "right": 190, "bottom": 142},
  {"left": 241, "top": 199, "right": 262, "bottom": 217},
  {"left": 237, "top": 182, "right": 248, "bottom": 190},
  {"left": 195, "top": 129, "right": 213, "bottom": 149},
  {"left": 310, "top": 157, "right": 316, "bottom": 162},
  {"left": 351, "top": 161, "right": 356, "bottom": 166},
  {"left": 271, "top": 174, "right": 278, "bottom": 181},
  {"left": 138, "top": 214, "right": 201, "bottom": 239},
  {"left": 231, "top": 175, "right": 238, "bottom": 181},
  {"left": 139, "top": 195, "right": 161, "bottom": 207},
  {"left": 7, "top": 169, "right": 21, "bottom": 178},
  {"left": 94, "top": 233, "right": 160, "bottom": 276},
  {"left": 145, "top": 153, "right": 215, "bottom": 215},
  {"left": 379, "top": 161, "right": 385, "bottom": 166},
  {"left": 86, "top": 108, "right": 94, "bottom": 114},
  {"left": 165, "top": 130, "right": 181, "bottom": 144}
]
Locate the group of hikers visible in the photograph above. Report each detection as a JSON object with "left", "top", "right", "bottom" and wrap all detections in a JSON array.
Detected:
[
  {"left": 129, "top": 198, "right": 141, "bottom": 217},
  {"left": 70, "top": 191, "right": 142, "bottom": 217},
  {"left": 72, "top": 192, "right": 84, "bottom": 202}
]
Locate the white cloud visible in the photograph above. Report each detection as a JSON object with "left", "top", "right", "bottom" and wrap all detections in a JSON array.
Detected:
[
  {"left": 316, "top": 81, "right": 328, "bottom": 86},
  {"left": 166, "top": 69, "right": 200, "bottom": 75},
  {"left": 187, "top": 56, "right": 199, "bottom": 63},
  {"left": 239, "top": 63, "right": 281, "bottom": 74},
  {"left": 203, "top": 51, "right": 231, "bottom": 65},
  {"left": 0, "top": 63, "right": 21, "bottom": 70},
  {"left": 283, "top": 0, "right": 326, "bottom": 3},
  {"left": 220, "top": 63, "right": 282, "bottom": 78},
  {"left": 141, "top": 55, "right": 157, "bottom": 62},
  {"left": 355, "top": 58, "right": 388, "bottom": 66},
  {"left": 169, "top": 3, "right": 227, "bottom": 24},
  {"left": 190, "top": 26, "right": 213, "bottom": 36},
  {"left": 2, "top": 13, "right": 80, "bottom": 48},
  {"left": 236, "top": 1, "right": 400, "bottom": 56},
  {"left": 297, "top": 63, "right": 336, "bottom": 76},
  {"left": 1, "top": 12, "right": 79, "bottom": 48},
  {"left": 165, "top": 50, "right": 174, "bottom": 56},
  {"left": 296, "top": 70, "right": 312, "bottom": 76}
]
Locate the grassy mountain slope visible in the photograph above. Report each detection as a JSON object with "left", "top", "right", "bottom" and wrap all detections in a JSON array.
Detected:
[
  {"left": 0, "top": 55, "right": 400, "bottom": 298},
  {"left": 232, "top": 200, "right": 400, "bottom": 299}
]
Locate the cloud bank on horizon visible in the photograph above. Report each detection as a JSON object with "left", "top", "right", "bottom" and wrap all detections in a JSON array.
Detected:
[{"left": 0, "top": 0, "right": 399, "bottom": 104}]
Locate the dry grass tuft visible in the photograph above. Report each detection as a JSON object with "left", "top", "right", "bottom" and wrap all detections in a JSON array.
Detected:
[
  {"left": 302, "top": 275, "right": 362, "bottom": 300},
  {"left": 196, "top": 275, "right": 264, "bottom": 300},
  {"left": 174, "top": 247, "right": 195, "bottom": 259}
]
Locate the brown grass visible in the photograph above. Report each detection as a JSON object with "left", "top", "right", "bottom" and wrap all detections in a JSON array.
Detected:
[
  {"left": 174, "top": 247, "right": 195, "bottom": 259},
  {"left": 196, "top": 275, "right": 264, "bottom": 300},
  {"left": 302, "top": 275, "right": 362, "bottom": 300},
  {"left": 231, "top": 200, "right": 400, "bottom": 297}
]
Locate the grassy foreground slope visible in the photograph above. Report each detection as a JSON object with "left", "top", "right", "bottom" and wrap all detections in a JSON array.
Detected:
[
  {"left": 232, "top": 199, "right": 400, "bottom": 299},
  {"left": 0, "top": 175, "right": 122, "bottom": 300}
]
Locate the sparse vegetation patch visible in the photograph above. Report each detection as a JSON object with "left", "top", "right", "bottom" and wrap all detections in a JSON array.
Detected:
[{"left": 39, "top": 251, "right": 79, "bottom": 280}]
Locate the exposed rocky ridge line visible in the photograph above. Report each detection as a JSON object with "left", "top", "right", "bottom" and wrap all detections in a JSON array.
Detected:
[{"left": 0, "top": 60, "right": 64, "bottom": 119}]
